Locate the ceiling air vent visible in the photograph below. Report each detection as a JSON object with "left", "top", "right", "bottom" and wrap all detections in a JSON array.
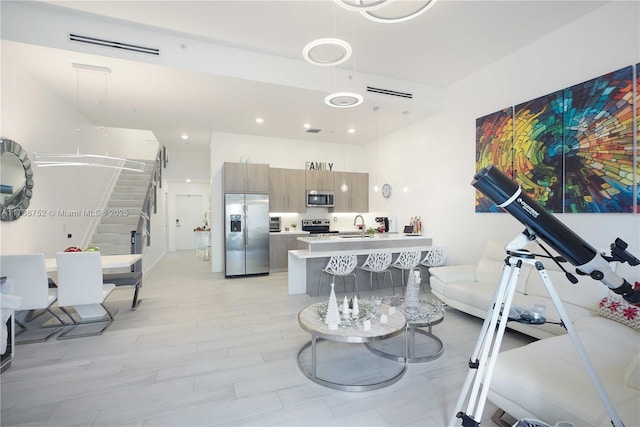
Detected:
[
  {"left": 306, "top": 128, "right": 322, "bottom": 134},
  {"left": 69, "top": 33, "right": 160, "bottom": 56},
  {"left": 366, "top": 86, "right": 413, "bottom": 99}
]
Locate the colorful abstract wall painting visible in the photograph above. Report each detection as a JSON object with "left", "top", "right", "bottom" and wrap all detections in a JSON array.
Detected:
[
  {"left": 637, "top": 63, "right": 640, "bottom": 213},
  {"left": 563, "top": 66, "right": 634, "bottom": 213},
  {"left": 475, "top": 107, "right": 514, "bottom": 211},
  {"left": 514, "top": 90, "right": 564, "bottom": 212},
  {"left": 476, "top": 65, "right": 636, "bottom": 213}
]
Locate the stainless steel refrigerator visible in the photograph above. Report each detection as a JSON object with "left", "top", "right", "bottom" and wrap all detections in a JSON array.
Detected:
[{"left": 224, "top": 193, "right": 270, "bottom": 278}]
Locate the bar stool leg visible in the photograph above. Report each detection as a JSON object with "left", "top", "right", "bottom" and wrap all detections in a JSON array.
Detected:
[{"left": 353, "top": 273, "right": 359, "bottom": 298}]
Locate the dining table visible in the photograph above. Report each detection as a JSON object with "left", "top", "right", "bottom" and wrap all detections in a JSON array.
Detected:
[
  {"left": 44, "top": 253, "right": 142, "bottom": 273},
  {"left": 45, "top": 253, "right": 142, "bottom": 319}
]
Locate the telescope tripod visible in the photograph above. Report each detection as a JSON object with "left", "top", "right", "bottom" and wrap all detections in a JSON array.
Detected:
[{"left": 449, "top": 251, "right": 624, "bottom": 427}]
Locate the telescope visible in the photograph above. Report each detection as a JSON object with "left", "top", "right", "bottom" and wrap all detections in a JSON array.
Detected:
[{"left": 472, "top": 165, "right": 640, "bottom": 304}]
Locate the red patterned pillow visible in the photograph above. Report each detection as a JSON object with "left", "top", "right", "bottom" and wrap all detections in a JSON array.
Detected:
[{"left": 598, "top": 293, "right": 640, "bottom": 332}]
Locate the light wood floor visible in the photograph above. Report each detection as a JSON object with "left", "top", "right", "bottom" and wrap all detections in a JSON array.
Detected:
[{"left": 1, "top": 251, "right": 534, "bottom": 427}]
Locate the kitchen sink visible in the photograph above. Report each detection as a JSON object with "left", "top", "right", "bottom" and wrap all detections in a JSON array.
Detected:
[{"left": 339, "top": 235, "right": 373, "bottom": 239}]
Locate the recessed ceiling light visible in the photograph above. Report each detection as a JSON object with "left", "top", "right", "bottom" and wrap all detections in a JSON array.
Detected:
[
  {"left": 302, "top": 38, "right": 352, "bottom": 67},
  {"left": 324, "top": 92, "right": 364, "bottom": 108},
  {"left": 256, "top": 117, "right": 264, "bottom": 124},
  {"left": 186, "top": 179, "right": 191, "bottom": 183},
  {"left": 348, "top": 128, "right": 355, "bottom": 134},
  {"left": 304, "top": 123, "right": 311, "bottom": 129},
  {"left": 181, "top": 134, "right": 189, "bottom": 140}
]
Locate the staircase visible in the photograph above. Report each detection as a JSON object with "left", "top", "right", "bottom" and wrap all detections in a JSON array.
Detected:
[{"left": 91, "top": 160, "right": 156, "bottom": 255}]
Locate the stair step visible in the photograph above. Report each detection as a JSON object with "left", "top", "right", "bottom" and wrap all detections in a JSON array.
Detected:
[
  {"left": 110, "top": 193, "right": 146, "bottom": 201},
  {"left": 92, "top": 232, "right": 130, "bottom": 244},
  {"left": 89, "top": 158, "right": 156, "bottom": 254},
  {"left": 120, "top": 172, "right": 152, "bottom": 179},
  {"left": 121, "top": 165, "right": 154, "bottom": 173},
  {"left": 93, "top": 243, "right": 131, "bottom": 255},
  {"left": 119, "top": 169, "right": 152, "bottom": 176},
  {"left": 107, "top": 200, "right": 144, "bottom": 208},
  {"left": 113, "top": 186, "right": 147, "bottom": 193},
  {"left": 97, "top": 224, "right": 136, "bottom": 233},
  {"left": 118, "top": 177, "right": 151, "bottom": 184},
  {"left": 100, "top": 215, "right": 139, "bottom": 225}
]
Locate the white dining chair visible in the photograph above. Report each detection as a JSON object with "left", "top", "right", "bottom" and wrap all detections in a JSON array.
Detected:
[
  {"left": 358, "top": 252, "right": 393, "bottom": 297},
  {"left": 391, "top": 250, "right": 422, "bottom": 294},
  {"left": 318, "top": 254, "right": 358, "bottom": 297},
  {"left": 56, "top": 252, "right": 116, "bottom": 339},
  {"left": 0, "top": 254, "right": 66, "bottom": 343}
]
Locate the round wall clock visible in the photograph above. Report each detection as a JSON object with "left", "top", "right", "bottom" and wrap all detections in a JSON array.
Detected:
[{"left": 382, "top": 183, "right": 392, "bottom": 199}]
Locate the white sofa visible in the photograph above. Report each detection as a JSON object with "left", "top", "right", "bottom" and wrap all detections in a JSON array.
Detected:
[
  {"left": 430, "top": 240, "right": 640, "bottom": 426},
  {"left": 490, "top": 315, "right": 639, "bottom": 426},
  {"left": 430, "top": 240, "right": 610, "bottom": 340}
]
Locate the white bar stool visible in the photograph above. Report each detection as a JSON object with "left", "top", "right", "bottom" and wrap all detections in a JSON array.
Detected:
[
  {"left": 419, "top": 246, "right": 448, "bottom": 292},
  {"left": 391, "top": 250, "right": 422, "bottom": 294},
  {"left": 358, "top": 252, "right": 393, "bottom": 298},
  {"left": 318, "top": 254, "right": 358, "bottom": 297}
]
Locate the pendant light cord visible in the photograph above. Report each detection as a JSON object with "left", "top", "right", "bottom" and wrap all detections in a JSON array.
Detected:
[
  {"left": 343, "top": 108, "right": 347, "bottom": 171},
  {"left": 374, "top": 106, "right": 380, "bottom": 189},
  {"left": 75, "top": 69, "right": 81, "bottom": 156},
  {"left": 403, "top": 111, "right": 409, "bottom": 191},
  {"left": 103, "top": 71, "right": 109, "bottom": 157}
]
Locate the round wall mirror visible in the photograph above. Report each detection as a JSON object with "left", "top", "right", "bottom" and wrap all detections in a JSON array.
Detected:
[{"left": 0, "top": 139, "right": 34, "bottom": 221}]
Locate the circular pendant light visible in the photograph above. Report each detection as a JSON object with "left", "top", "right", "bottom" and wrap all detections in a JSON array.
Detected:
[
  {"left": 361, "top": 0, "right": 438, "bottom": 23},
  {"left": 334, "top": 0, "right": 393, "bottom": 12},
  {"left": 303, "top": 38, "right": 352, "bottom": 67},
  {"left": 324, "top": 92, "right": 364, "bottom": 108}
]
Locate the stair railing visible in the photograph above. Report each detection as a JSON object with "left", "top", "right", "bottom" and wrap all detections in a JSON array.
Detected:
[{"left": 131, "top": 146, "right": 164, "bottom": 272}]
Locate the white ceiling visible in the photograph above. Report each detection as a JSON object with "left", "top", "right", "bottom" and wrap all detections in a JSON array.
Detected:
[{"left": 4, "top": 1, "right": 607, "bottom": 151}]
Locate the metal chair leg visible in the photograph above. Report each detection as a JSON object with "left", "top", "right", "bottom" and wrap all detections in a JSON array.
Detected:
[
  {"left": 317, "top": 271, "right": 325, "bottom": 296},
  {"left": 15, "top": 308, "right": 67, "bottom": 344},
  {"left": 57, "top": 303, "right": 115, "bottom": 340},
  {"left": 352, "top": 273, "right": 359, "bottom": 298},
  {"left": 392, "top": 273, "right": 396, "bottom": 295},
  {"left": 131, "top": 284, "right": 141, "bottom": 310}
]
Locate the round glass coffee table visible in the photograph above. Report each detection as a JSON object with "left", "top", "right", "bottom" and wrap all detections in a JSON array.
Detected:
[
  {"left": 366, "top": 298, "right": 444, "bottom": 363},
  {"left": 297, "top": 301, "right": 407, "bottom": 391}
]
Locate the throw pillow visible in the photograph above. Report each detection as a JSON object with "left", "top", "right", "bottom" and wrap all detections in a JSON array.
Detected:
[{"left": 598, "top": 293, "right": 640, "bottom": 332}]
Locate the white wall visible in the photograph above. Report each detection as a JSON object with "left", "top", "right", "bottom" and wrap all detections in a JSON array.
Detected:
[
  {"left": 105, "top": 128, "right": 160, "bottom": 161},
  {"left": 163, "top": 144, "right": 211, "bottom": 183},
  {"left": 1, "top": 54, "right": 116, "bottom": 256},
  {"left": 1, "top": 48, "right": 165, "bottom": 270},
  {"left": 368, "top": 1, "right": 640, "bottom": 280}
]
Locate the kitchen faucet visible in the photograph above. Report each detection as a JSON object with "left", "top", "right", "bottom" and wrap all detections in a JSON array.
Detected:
[{"left": 354, "top": 214, "right": 365, "bottom": 238}]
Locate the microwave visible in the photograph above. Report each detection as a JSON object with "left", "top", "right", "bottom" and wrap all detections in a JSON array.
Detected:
[{"left": 306, "top": 190, "right": 335, "bottom": 207}]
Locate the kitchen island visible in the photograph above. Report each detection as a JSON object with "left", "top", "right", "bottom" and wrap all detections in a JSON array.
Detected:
[{"left": 288, "top": 234, "right": 432, "bottom": 295}]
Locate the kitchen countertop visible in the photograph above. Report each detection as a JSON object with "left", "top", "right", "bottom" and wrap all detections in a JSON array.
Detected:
[
  {"left": 270, "top": 230, "right": 363, "bottom": 236},
  {"left": 297, "top": 233, "right": 431, "bottom": 253},
  {"left": 287, "top": 234, "right": 433, "bottom": 295},
  {"left": 270, "top": 230, "right": 309, "bottom": 235}
]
